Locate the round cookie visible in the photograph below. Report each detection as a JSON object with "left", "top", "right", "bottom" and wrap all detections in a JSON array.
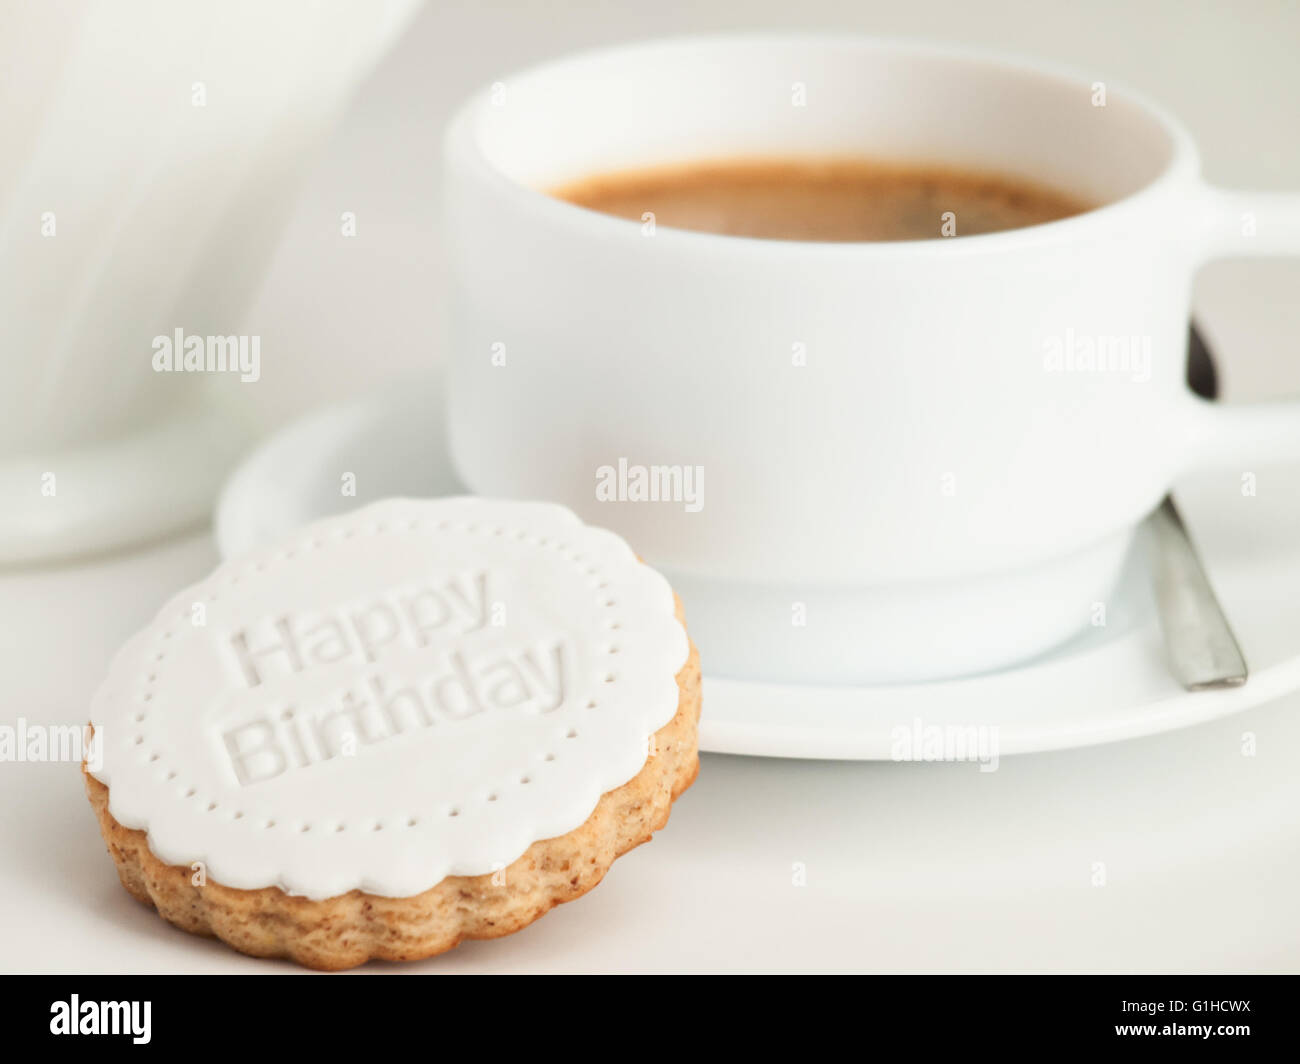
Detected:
[{"left": 84, "top": 497, "right": 699, "bottom": 969}]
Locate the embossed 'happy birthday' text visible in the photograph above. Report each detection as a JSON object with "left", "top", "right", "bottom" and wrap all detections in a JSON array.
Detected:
[
  {"left": 215, "top": 571, "right": 572, "bottom": 787},
  {"left": 228, "top": 570, "right": 491, "bottom": 687}
]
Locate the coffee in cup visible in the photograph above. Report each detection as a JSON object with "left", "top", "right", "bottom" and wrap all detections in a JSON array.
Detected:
[{"left": 552, "top": 157, "right": 1092, "bottom": 242}]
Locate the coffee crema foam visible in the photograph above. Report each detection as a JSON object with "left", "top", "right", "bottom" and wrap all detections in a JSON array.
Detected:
[{"left": 551, "top": 156, "right": 1092, "bottom": 242}]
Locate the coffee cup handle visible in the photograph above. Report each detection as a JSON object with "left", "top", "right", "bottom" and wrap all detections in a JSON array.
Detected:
[{"left": 1179, "top": 184, "right": 1300, "bottom": 471}]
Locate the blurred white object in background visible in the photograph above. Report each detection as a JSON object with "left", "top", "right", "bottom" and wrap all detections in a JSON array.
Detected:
[{"left": 0, "top": 0, "right": 421, "bottom": 563}]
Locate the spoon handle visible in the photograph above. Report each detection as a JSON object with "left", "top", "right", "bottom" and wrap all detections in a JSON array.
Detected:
[{"left": 1147, "top": 495, "right": 1248, "bottom": 690}]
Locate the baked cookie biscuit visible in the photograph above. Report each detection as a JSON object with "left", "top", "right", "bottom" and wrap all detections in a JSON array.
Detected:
[{"left": 84, "top": 498, "right": 699, "bottom": 969}]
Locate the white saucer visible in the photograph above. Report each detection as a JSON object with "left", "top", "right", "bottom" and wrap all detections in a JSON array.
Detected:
[
  {"left": 216, "top": 375, "right": 1300, "bottom": 760},
  {"left": 1, "top": 404, "right": 248, "bottom": 566}
]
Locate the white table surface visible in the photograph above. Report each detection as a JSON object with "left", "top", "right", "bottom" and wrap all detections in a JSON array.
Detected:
[{"left": 4, "top": 0, "right": 1300, "bottom": 972}]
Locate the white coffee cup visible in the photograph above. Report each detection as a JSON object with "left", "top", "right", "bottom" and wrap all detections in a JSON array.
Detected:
[{"left": 443, "top": 34, "right": 1300, "bottom": 685}]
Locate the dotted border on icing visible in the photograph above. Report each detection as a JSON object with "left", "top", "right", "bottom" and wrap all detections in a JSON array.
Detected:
[{"left": 125, "top": 512, "right": 634, "bottom": 838}]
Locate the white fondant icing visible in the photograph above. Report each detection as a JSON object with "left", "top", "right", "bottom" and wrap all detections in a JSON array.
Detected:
[{"left": 89, "top": 498, "right": 689, "bottom": 900}]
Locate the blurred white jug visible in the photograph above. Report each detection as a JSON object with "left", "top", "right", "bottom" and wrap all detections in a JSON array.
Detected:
[{"left": 0, "top": 0, "right": 421, "bottom": 561}]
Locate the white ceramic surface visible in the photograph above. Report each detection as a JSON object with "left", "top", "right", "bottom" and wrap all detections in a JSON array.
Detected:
[
  {"left": 442, "top": 35, "right": 1300, "bottom": 685},
  {"left": 214, "top": 384, "right": 1300, "bottom": 760},
  {"left": 0, "top": 0, "right": 421, "bottom": 563}
]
